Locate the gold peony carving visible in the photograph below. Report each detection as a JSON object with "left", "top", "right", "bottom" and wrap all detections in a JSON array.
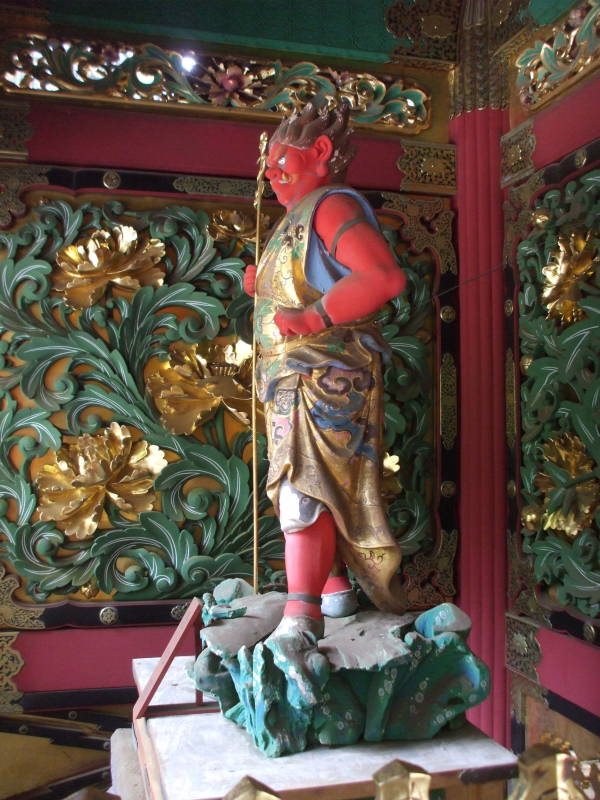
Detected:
[
  {"left": 54, "top": 225, "right": 165, "bottom": 308},
  {"left": 532, "top": 433, "right": 600, "bottom": 539},
  {"left": 146, "top": 340, "right": 258, "bottom": 436},
  {"left": 35, "top": 422, "right": 168, "bottom": 540},
  {"left": 209, "top": 209, "right": 271, "bottom": 245},
  {"left": 541, "top": 228, "right": 598, "bottom": 325}
]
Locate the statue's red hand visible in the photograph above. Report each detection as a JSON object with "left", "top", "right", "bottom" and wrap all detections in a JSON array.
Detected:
[
  {"left": 274, "top": 306, "right": 326, "bottom": 336},
  {"left": 243, "top": 265, "right": 257, "bottom": 297}
]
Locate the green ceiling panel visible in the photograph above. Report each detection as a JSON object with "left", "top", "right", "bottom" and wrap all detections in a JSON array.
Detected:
[{"left": 46, "top": 0, "right": 399, "bottom": 64}]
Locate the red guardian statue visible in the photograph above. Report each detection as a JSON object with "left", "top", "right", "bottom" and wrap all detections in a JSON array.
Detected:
[{"left": 244, "top": 99, "right": 407, "bottom": 650}]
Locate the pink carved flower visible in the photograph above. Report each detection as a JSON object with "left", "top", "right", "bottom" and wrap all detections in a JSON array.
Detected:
[{"left": 203, "top": 62, "right": 264, "bottom": 107}]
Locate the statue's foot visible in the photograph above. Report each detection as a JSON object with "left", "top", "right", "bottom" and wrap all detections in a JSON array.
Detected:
[
  {"left": 321, "top": 588, "right": 358, "bottom": 618},
  {"left": 265, "top": 614, "right": 328, "bottom": 707}
]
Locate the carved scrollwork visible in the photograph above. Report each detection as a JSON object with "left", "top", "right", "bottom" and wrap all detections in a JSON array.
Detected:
[
  {"left": 0, "top": 34, "right": 432, "bottom": 134},
  {"left": 381, "top": 193, "right": 457, "bottom": 274},
  {"left": 516, "top": 2, "right": 600, "bottom": 110}
]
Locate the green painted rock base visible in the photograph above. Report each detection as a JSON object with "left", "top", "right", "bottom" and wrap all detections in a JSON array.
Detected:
[{"left": 192, "top": 588, "right": 491, "bottom": 758}]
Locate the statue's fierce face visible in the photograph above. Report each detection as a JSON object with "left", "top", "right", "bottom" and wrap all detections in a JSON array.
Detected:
[{"left": 265, "top": 134, "right": 334, "bottom": 211}]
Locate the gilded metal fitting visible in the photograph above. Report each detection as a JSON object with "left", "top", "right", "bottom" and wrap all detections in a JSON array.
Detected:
[
  {"left": 102, "top": 170, "right": 122, "bottom": 189},
  {"left": 440, "top": 481, "right": 456, "bottom": 498},
  {"left": 99, "top": 606, "right": 119, "bottom": 625},
  {"left": 440, "top": 305, "right": 456, "bottom": 323}
]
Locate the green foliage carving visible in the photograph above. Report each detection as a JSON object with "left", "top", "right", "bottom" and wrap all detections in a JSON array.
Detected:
[
  {"left": 378, "top": 245, "right": 434, "bottom": 557},
  {"left": 0, "top": 196, "right": 434, "bottom": 604},
  {"left": 518, "top": 169, "right": 600, "bottom": 618}
]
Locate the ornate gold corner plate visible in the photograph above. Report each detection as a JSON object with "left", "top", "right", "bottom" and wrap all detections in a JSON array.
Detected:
[
  {"left": 0, "top": 34, "right": 432, "bottom": 136},
  {"left": 506, "top": 612, "right": 542, "bottom": 683},
  {"left": 0, "top": 631, "right": 24, "bottom": 713},
  {"left": 510, "top": 673, "right": 548, "bottom": 725},
  {"left": 0, "top": 101, "right": 31, "bottom": 161},
  {"left": 0, "top": 163, "right": 49, "bottom": 227},
  {"left": 501, "top": 120, "right": 536, "bottom": 188},
  {"left": 397, "top": 141, "right": 457, "bottom": 196},
  {"left": 440, "top": 352, "right": 457, "bottom": 450},
  {"left": 381, "top": 193, "right": 457, "bottom": 274},
  {"left": 0, "top": 563, "right": 44, "bottom": 630}
]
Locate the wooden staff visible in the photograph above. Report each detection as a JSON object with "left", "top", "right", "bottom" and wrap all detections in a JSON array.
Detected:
[{"left": 252, "top": 131, "right": 269, "bottom": 593}]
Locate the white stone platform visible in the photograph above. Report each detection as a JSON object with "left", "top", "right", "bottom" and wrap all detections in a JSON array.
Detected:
[{"left": 122, "top": 656, "right": 517, "bottom": 800}]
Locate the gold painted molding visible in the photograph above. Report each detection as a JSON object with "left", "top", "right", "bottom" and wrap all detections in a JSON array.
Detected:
[
  {"left": 505, "top": 347, "right": 516, "bottom": 451},
  {"left": 440, "top": 352, "right": 457, "bottom": 451}
]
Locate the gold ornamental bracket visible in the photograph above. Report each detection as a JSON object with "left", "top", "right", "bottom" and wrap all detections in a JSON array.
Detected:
[
  {"left": 397, "top": 140, "right": 456, "bottom": 196},
  {"left": 500, "top": 120, "right": 536, "bottom": 189}
]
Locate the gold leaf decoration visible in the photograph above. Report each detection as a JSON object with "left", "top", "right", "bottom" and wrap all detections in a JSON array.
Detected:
[
  {"left": 35, "top": 422, "right": 168, "bottom": 540},
  {"left": 541, "top": 228, "right": 598, "bottom": 325},
  {"left": 146, "top": 340, "right": 259, "bottom": 436},
  {"left": 209, "top": 210, "right": 271, "bottom": 244},
  {"left": 531, "top": 433, "right": 600, "bottom": 539},
  {"left": 53, "top": 225, "right": 165, "bottom": 308}
]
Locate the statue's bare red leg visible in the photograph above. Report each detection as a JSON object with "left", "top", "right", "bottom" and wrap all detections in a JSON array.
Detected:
[{"left": 283, "top": 510, "right": 336, "bottom": 620}]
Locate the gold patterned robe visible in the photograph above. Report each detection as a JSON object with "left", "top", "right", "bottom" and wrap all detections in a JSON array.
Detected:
[{"left": 255, "top": 185, "right": 405, "bottom": 614}]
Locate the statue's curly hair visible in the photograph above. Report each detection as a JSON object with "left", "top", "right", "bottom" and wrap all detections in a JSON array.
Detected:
[{"left": 270, "top": 98, "right": 356, "bottom": 179}]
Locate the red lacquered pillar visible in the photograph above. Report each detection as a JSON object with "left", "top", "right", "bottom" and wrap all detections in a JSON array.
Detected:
[{"left": 450, "top": 108, "right": 509, "bottom": 745}]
